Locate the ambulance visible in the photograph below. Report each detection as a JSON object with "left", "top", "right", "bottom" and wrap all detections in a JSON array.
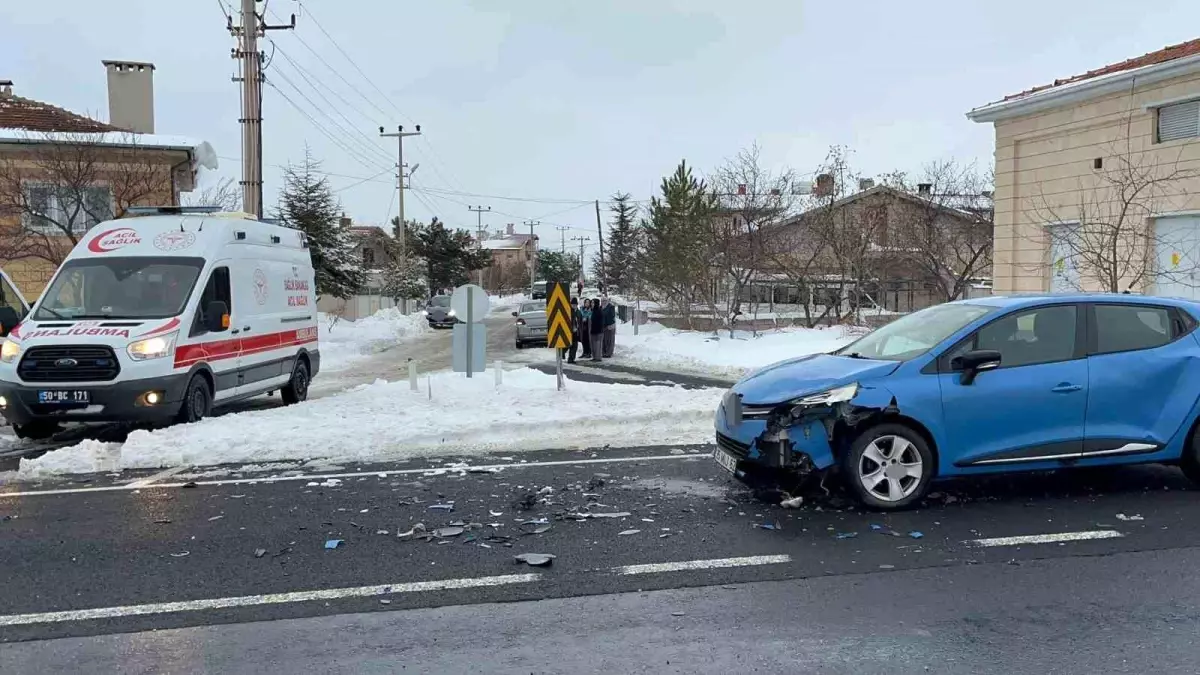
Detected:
[{"left": 0, "top": 206, "right": 319, "bottom": 439}]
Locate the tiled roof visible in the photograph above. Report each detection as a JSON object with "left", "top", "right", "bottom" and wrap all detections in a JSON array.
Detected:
[
  {"left": 0, "top": 93, "right": 118, "bottom": 133},
  {"left": 1003, "top": 37, "right": 1200, "bottom": 102}
]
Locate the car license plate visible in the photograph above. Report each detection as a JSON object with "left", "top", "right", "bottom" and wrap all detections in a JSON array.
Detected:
[
  {"left": 714, "top": 448, "right": 739, "bottom": 474},
  {"left": 38, "top": 390, "right": 90, "bottom": 404}
]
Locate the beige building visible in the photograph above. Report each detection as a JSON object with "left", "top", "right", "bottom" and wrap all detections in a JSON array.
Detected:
[
  {"left": 0, "top": 61, "right": 216, "bottom": 298},
  {"left": 969, "top": 38, "right": 1200, "bottom": 296},
  {"left": 479, "top": 224, "right": 536, "bottom": 293}
]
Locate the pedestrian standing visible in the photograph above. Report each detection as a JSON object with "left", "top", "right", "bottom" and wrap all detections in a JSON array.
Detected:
[
  {"left": 601, "top": 296, "right": 617, "bottom": 358},
  {"left": 579, "top": 299, "right": 593, "bottom": 359},
  {"left": 567, "top": 297, "right": 581, "bottom": 364},
  {"left": 589, "top": 298, "right": 605, "bottom": 362}
]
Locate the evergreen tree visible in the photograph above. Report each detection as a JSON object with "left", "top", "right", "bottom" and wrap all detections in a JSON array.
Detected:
[
  {"left": 392, "top": 216, "right": 492, "bottom": 296},
  {"left": 537, "top": 250, "right": 582, "bottom": 284},
  {"left": 638, "top": 161, "right": 718, "bottom": 319},
  {"left": 277, "top": 150, "right": 365, "bottom": 300},
  {"left": 593, "top": 192, "right": 640, "bottom": 292}
]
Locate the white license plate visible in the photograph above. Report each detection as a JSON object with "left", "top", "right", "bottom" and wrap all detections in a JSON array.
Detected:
[
  {"left": 38, "top": 390, "right": 90, "bottom": 404},
  {"left": 714, "top": 448, "right": 738, "bottom": 474}
]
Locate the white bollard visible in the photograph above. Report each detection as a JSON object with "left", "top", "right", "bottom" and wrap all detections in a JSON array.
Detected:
[
  {"left": 409, "top": 359, "right": 418, "bottom": 391},
  {"left": 494, "top": 360, "right": 503, "bottom": 387},
  {"left": 427, "top": 375, "right": 432, "bottom": 400}
]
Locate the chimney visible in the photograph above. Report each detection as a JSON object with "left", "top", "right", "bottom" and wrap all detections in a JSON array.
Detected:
[
  {"left": 858, "top": 178, "right": 875, "bottom": 192},
  {"left": 917, "top": 183, "right": 933, "bottom": 195},
  {"left": 102, "top": 60, "right": 155, "bottom": 133},
  {"left": 813, "top": 174, "right": 836, "bottom": 198},
  {"left": 506, "top": 223, "right": 515, "bottom": 235},
  {"left": 339, "top": 213, "right": 352, "bottom": 228},
  {"left": 0, "top": 80, "right": 11, "bottom": 97}
]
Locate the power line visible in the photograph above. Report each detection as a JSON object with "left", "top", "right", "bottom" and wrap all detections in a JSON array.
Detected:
[
  {"left": 332, "top": 168, "right": 393, "bottom": 193},
  {"left": 263, "top": 80, "right": 391, "bottom": 174}
]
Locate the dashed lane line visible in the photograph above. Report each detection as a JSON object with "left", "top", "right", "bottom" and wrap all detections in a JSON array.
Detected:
[
  {"left": 126, "top": 465, "right": 192, "bottom": 488},
  {"left": 0, "top": 453, "right": 708, "bottom": 498},
  {"left": 0, "top": 554, "right": 795, "bottom": 627},
  {"left": 970, "top": 530, "right": 1124, "bottom": 547}
]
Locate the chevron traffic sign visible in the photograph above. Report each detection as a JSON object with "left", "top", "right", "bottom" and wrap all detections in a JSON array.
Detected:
[{"left": 545, "top": 282, "right": 573, "bottom": 349}]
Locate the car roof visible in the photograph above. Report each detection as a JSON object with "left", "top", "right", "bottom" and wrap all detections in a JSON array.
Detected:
[{"left": 951, "top": 293, "right": 1200, "bottom": 312}]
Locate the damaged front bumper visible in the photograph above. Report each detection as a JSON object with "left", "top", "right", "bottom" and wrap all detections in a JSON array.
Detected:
[{"left": 713, "top": 383, "right": 879, "bottom": 483}]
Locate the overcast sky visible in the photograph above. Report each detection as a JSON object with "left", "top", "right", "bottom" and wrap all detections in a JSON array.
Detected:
[{"left": 3, "top": 0, "right": 1199, "bottom": 255}]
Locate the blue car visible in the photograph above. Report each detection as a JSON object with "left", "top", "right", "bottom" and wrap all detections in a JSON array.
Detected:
[{"left": 714, "top": 294, "right": 1200, "bottom": 510}]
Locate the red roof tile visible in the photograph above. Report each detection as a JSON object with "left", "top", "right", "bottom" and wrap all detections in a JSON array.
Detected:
[
  {"left": 1004, "top": 37, "right": 1200, "bottom": 102},
  {"left": 0, "top": 93, "right": 117, "bottom": 133}
]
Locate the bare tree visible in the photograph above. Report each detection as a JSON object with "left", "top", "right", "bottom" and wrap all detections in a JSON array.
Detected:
[
  {"left": 885, "top": 160, "right": 994, "bottom": 302},
  {"left": 183, "top": 177, "right": 241, "bottom": 211},
  {"left": 709, "top": 144, "right": 800, "bottom": 335},
  {"left": 0, "top": 131, "right": 176, "bottom": 266},
  {"left": 1032, "top": 111, "right": 1200, "bottom": 293}
]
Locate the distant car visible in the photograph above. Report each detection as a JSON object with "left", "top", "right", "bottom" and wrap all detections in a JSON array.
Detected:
[
  {"left": 715, "top": 294, "right": 1200, "bottom": 510},
  {"left": 423, "top": 295, "right": 458, "bottom": 328},
  {"left": 531, "top": 281, "right": 547, "bottom": 300},
  {"left": 513, "top": 301, "right": 547, "bottom": 349}
]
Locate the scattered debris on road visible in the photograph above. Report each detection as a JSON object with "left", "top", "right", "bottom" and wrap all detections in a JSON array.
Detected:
[
  {"left": 835, "top": 531, "right": 858, "bottom": 540},
  {"left": 169, "top": 551, "right": 190, "bottom": 558},
  {"left": 429, "top": 503, "right": 455, "bottom": 512},
  {"left": 514, "top": 553, "right": 555, "bottom": 566},
  {"left": 254, "top": 548, "right": 267, "bottom": 558},
  {"left": 398, "top": 523, "right": 427, "bottom": 540},
  {"left": 780, "top": 496, "right": 804, "bottom": 509},
  {"left": 1116, "top": 513, "right": 1144, "bottom": 522},
  {"left": 618, "top": 529, "right": 641, "bottom": 536},
  {"left": 434, "top": 526, "right": 465, "bottom": 538},
  {"left": 324, "top": 539, "right": 344, "bottom": 549}
]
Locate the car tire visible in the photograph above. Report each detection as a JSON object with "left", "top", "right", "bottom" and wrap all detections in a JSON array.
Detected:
[
  {"left": 12, "top": 421, "right": 61, "bottom": 441},
  {"left": 1179, "top": 428, "right": 1200, "bottom": 485},
  {"left": 176, "top": 375, "right": 213, "bottom": 424},
  {"left": 841, "top": 423, "right": 935, "bottom": 511},
  {"left": 281, "top": 361, "right": 310, "bottom": 405},
  {"left": 515, "top": 340, "right": 524, "bottom": 349}
]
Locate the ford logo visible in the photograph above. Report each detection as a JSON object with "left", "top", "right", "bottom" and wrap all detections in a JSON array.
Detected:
[{"left": 55, "top": 358, "right": 78, "bottom": 368}]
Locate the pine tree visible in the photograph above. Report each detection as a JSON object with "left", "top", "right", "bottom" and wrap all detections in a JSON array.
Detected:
[
  {"left": 593, "top": 192, "right": 640, "bottom": 292},
  {"left": 277, "top": 149, "right": 366, "bottom": 300},
  {"left": 537, "top": 250, "right": 582, "bottom": 284},
  {"left": 392, "top": 216, "right": 492, "bottom": 296},
  {"left": 638, "top": 161, "right": 718, "bottom": 321}
]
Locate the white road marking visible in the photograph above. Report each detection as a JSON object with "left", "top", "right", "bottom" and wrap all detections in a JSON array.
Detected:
[
  {"left": 969, "top": 530, "right": 1124, "bottom": 547},
  {"left": 0, "top": 574, "right": 542, "bottom": 627},
  {"left": 0, "top": 453, "right": 704, "bottom": 498},
  {"left": 125, "top": 465, "right": 191, "bottom": 488},
  {"left": 613, "top": 555, "right": 792, "bottom": 575}
]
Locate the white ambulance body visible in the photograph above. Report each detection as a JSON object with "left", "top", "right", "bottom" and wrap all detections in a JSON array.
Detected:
[{"left": 0, "top": 207, "right": 319, "bottom": 439}]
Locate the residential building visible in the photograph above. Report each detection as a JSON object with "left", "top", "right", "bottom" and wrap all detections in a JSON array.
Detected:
[
  {"left": 968, "top": 38, "right": 1200, "bottom": 296},
  {"left": 479, "top": 223, "right": 536, "bottom": 293},
  {"left": 0, "top": 61, "right": 216, "bottom": 297},
  {"left": 314, "top": 215, "right": 397, "bottom": 321}
]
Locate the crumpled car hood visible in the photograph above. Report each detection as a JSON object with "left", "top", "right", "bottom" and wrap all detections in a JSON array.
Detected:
[{"left": 732, "top": 353, "right": 900, "bottom": 405}]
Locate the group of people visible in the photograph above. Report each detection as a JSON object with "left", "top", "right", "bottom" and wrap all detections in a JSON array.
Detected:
[{"left": 567, "top": 296, "right": 616, "bottom": 363}]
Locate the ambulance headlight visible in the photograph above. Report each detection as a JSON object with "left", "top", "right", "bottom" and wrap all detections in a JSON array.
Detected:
[
  {"left": 0, "top": 339, "right": 20, "bottom": 364},
  {"left": 128, "top": 332, "right": 178, "bottom": 361}
]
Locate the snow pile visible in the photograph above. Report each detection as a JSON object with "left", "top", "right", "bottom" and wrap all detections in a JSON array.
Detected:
[
  {"left": 16, "top": 368, "right": 722, "bottom": 477},
  {"left": 319, "top": 308, "right": 430, "bottom": 372},
  {"left": 614, "top": 322, "right": 859, "bottom": 378},
  {"left": 490, "top": 293, "right": 530, "bottom": 309}
]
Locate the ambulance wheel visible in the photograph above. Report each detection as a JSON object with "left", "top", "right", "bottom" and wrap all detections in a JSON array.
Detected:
[
  {"left": 12, "top": 421, "right": 60, "bottom": 440},
  {"left": 282, "top": 361, "right": 310, "bottom": 405},
  {"left": 177, "top": 376, "right": 212, "bottom": 424}
]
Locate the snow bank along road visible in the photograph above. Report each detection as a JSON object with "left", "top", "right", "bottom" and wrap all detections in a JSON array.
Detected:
[{"left": 5, "top": 445, "right": 1200, "bottom": 673}]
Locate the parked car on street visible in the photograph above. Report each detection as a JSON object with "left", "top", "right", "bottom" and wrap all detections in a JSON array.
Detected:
[
  {"left": 423, "top": 295, "right": 458, "bottom": 329},
  {"left": 512, "top": 301, "right": 547, "bottom": 349},
  {"left": 531, "top": 281, "right": 547, "bottom": 300},
  {"left": 715, "top": 294, "right": 1200, "bottom": 510}
]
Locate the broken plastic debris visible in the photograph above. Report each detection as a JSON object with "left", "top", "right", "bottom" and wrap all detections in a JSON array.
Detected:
[
  {"left": 780, "top": 497, "right": 804, "bottom": 509},
  {"left": 909, "top": 531, "right": 924, "bottom": 539},
  {"left": 586, "top": 511, "right": 631, "bottom": 519},
  {"left": 254, "top": 548, "right": 267, "bottom": 558},
  {"left": 671, "top": 611, "right": 686, "bottom": 616},
  {"left": 397, "top": 523, "right": 427, "bottom": 539},
  {"left": 375, "top": 529, "right": 390, "bottom": 535},
  {"left": 169, "top": 551, "right": 190, "bottom": 558},
  {"left": 489, "top": 510, "right": 504, "bottom": 517},
  {"left": 870, "top": 524, "right": 883, "bottom": 531},
  {"left": 317, "top": 479, "right": 342, "bottom": 488},
  {"left": 757, "top": 522, "right": 782, "bottom": 531},
  {"left": 1116, "top": 513, "right": 1144, "bottom": 521},
  {"left": 207, "top": 515, "right": 224, "bottom": 522},
  {"left": 531, "top": 525, "right": 552, "bottom": 535},
  {"left": 379, "top": 599, "right": 392, "bottom": 605},
  {"left": 835, "top": 532, "right": 858, "bottom": 540},
  {"left": 429, "top": 503, "right": 455, "bottom": 512},
  {"left": 433, "top": 527, "right": 465, "bottom": 538},
  {"left": 325, "top": 539, "right": 343, "bottom": 549},
  {"left": 618, "top": 529, "right": 641, "bottom": 536},
  {"left": 514, "top": 553, "right": 555, "bottom": 567},
  {"left": 538, "top": 486, "right": 555, "bottom": 495}
]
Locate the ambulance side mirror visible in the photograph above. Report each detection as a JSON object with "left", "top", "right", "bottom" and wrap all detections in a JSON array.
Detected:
[
  {"left": 205, "top": 301, "right": 229, "bottom": 333},
  {"left": 0, "top": 306, "right": 19, "bottom": 337}
]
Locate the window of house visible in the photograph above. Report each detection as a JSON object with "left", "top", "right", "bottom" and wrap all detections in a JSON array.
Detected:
[
  {"left": 1092, "top": 304, "right": 1172, "bottom": 354},
  {"left": 1157, "top": 99, "right": 1200, "bottom": 143},
  {"left": 362, "top": 247, "right": 376, "bottom": 266},
  {"left": 23, "top": 183, "right": 113, "bottom": 235},
  {"left": 191, "top": 267, "right": 231, "bottom": 336}
]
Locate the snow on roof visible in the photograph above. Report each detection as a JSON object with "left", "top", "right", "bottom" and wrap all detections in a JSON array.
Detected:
[
  {"left": 481, "top": 236, "right": 531, "bottom": 250},
  {"left": 0, "top": 128, "right": 218, "bottom": 171}
]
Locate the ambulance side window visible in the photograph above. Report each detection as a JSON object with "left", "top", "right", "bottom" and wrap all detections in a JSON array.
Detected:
[{"left": 191, "top": 267, "right": 232, "bottom": 337}]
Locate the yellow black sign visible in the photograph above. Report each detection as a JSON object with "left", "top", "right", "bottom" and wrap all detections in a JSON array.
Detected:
[{"left": 545, "top": 282, "right": 573, "bottom": 349}]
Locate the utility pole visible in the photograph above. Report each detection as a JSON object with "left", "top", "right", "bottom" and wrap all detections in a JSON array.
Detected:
[
  {"left": 594, "top": 200, "right": 606, "bottom": 291},
  {"left": 380, "top": 124, "right": 421, "bottom": 312},
  {"left": 469, "top": 205, "right": 491, "bottom": 286},
  {"left": 229, "top": 0, "right": 292, "bottom": 219},
  {"left": 525, "top": 220, "right": 540, "bottom": 293},
  {"left": 556, "top": 226, "right": 569, "bottom": 254},
  {"left": 571, "top": 235, "right": 590, "bottom": 285}
]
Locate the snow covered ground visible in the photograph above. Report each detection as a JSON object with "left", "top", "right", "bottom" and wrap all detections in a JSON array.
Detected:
[
  {"left": 16, "top": 368, "right": 722, "bottom": 478},
  {"left": 613, "top": 321, "right": 861, "bottom": 379},
  {"left": 319, "top": 308, "right": 431, "bottom": 372}
]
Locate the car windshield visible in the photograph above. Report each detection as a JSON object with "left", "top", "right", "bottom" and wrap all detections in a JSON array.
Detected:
[
  {"left": 520, "top": 302, "right": 544, "bottom": 313},
  {"left": 34, "top": 256, "right": 204, "bottom": 321},
  {"left": 836, "top": 303, "right": 994, "bottom": 362},
  {"left": 430, "top": 296, "right": 451, "bottom": 308}
]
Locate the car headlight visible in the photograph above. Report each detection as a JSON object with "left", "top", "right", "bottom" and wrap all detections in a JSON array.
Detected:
[
  {"left": 127, "top": 331, "right": 178, "bottom": 361},
  {"left": 792, "top": 382, "right": 858, "bottom": 407},
  {"left": 447, "top": 309, "right": 457, "bottom": 317},
  {"left": 0, "top": 339, "right": 20, "bottom": 364}
]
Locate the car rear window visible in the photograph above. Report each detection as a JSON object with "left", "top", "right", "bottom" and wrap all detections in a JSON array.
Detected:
[
  {"left": 1093, "top": 304, "right": 1172, "bottom": 354},
  {"left": 520, "top": 303, "right": 544, "bottom": 313}
]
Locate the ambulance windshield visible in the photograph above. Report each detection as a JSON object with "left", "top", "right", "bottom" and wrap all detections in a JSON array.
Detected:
[{"left": 34, "top": 257, "right": 205, "bottom": 321}]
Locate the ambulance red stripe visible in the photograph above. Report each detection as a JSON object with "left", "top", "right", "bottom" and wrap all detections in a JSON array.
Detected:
[{"left": 173, "top": 328, "right": 317, "bottom": 368}]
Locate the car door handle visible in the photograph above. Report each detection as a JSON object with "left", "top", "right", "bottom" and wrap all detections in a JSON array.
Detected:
[
  {"left": 1051, "top": 383, "right": 1082, "bottom": 393},
  {"left": 231, "top": 329, "right": 240, "bottom": 335},
  {"left": 243, "top": 326, "right": 251, "bottom": 331}
]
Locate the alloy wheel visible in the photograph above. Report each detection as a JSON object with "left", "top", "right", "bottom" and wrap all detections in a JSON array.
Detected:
[{"left": 857, "top": 435, "right": 923, "bottom": 503}]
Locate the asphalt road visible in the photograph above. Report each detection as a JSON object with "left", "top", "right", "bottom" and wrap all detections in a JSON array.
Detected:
[{"left": 4, "top": 444, "right": 1200, "bottom": 672}]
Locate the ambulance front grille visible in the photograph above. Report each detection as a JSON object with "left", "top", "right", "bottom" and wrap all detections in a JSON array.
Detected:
[{"left": 18, "top": 345, "right": 121, "bottom": 383}]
